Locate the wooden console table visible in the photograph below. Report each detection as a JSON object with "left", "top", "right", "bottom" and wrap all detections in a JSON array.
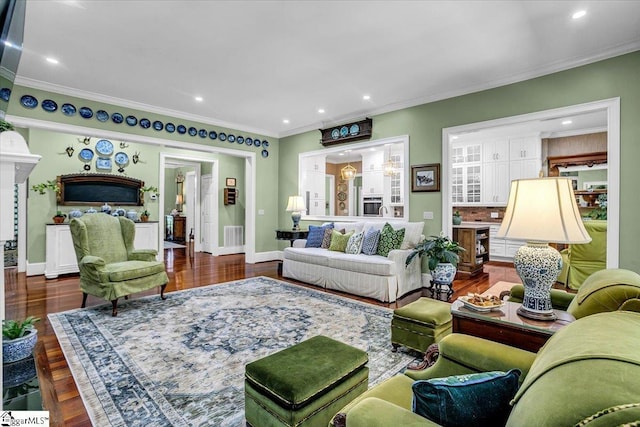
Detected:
[{"left": 451, "top": 299, "right": 574, "bottom": 353}]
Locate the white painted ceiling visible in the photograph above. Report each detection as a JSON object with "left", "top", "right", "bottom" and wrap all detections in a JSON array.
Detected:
[{"left": 14, "top": 1, "right": 640, "bottom": 139}]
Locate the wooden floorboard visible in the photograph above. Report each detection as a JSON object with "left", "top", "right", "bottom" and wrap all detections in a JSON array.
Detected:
[{"left": 4, "top": 245, "right": 519, "bottom": 426}]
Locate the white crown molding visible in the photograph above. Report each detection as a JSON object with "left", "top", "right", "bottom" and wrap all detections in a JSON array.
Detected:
[
  {"left": 13, "top": 76, "right": 279, "bottom": 139},
  {"left": 544, "top": 126, "right": 607, "bottom": 139},
  {"left": 280, "top": 42, "right": 640, "bottom": 139}
]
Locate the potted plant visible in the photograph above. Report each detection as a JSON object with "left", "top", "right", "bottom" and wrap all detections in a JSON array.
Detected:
[
  {"left": 406, "top": 232, "right": 465, "bottom": 286},
  {"left": 140, "top": 209, "right": 150, "bottom": 222},
  {"left": 139, "top": 186, "right": 158, "bottom": 222},
  {"left": 3, "top": 316, "right": 40, "bottom": 363},
  {"left": 452, "top": 210, "right": 462, "bottom": 225},
  {"left": 31, "top": 180, "right": 65, "bottom": 223},
  {"left": 0, "top": 119, "right": 15, "bottom": 132}
]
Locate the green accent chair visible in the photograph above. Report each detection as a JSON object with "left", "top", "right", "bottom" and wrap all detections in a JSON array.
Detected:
[
  {"left": 332, "top": 310, "right": 640, "bottom": 426},
  {"left": 245, "top": 335, "right": 368, "bottom": 427},
  {"left": 557, "top": 220, "right": 607, "bottom": 289},
  {"left": 70, "top": 214, "right": 169, "bottom": 316},
  {"left": 507, "top": 268, "right": 640, "bottom": 319}
]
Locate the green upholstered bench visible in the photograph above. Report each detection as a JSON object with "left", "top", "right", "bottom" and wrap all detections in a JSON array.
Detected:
[
  {"left": 391, "top": 297, "right": 452, "bottom": 354},
  {"left": 244, "top": 335, "right": 369, "bottom": 427}
]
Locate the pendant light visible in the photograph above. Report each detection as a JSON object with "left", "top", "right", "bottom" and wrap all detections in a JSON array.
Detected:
[{"left": 341, "top": 163, "right": 357, "bottom": 180}]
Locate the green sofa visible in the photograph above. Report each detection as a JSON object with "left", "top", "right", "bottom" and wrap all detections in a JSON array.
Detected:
[
  {"left": 332, "top": 310, "right": 640, "bottom": 426},
  {"left": 557, "top": 219, "right": 607, "bottom": 289}
]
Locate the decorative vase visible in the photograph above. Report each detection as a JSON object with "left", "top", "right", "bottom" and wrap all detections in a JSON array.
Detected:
[
  {"left": 69, "top": 210, "right": 83, "bottom": 218},
  {"left": 126, "top": 210, "right": 139, "bottom": 221},
  {"left": 114, "top": 208, "right": 126, "bottom": 216},
  {"left": 85, "top": 207, "right": 97, "bottom": 214},
  {"left": 430, "top": 263, "right": 457, "bottom": 285},
  {"left": 140, "top": 215, "right": 149, "bottom": 222},
  {"left": 452, "top": 215, "right": 462, "bottom": 225},
  {"left": 3, "top": 329, "right": 38, "bottom": 364},
  {"left": 101, "top": 203, "right": 111, "bottom": 214}
]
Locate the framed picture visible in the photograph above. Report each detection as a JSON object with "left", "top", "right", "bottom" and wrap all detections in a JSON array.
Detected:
[
  {"left": 411, "top": 163, "right": 440, "bottom": 192},
  {"left": 226, "top": 177, "right": 236, "bottom": 187}
]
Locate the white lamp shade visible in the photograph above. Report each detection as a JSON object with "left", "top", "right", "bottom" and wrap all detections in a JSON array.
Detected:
[
  {"left": 497, "top": 178, "right": 591, "bottom": 244},
  {"left": 286, "top": 195, "right": 306, "bottom": 212},
  {"left": 176, "top": 194, "right": 184, "bottom": 205}
]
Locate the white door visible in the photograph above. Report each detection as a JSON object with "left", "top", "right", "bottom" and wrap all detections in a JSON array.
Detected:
[{"left": 201, "top": 175, "right": 214, "bottom": 253}]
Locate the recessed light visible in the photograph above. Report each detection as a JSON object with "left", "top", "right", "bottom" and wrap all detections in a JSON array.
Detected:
[
  {"left": 318, "top": 108, "right": 325, "bottom": 114},
  {"left": 283, "top": 119, "right": 290, "bottom": 124},
  {"left": 572, "top": 10, "right": 586, "bottom": 19},
  {"left": 451, "top": 135, "right": 459, "bottom": 140},
  {"left": 194, "top": 96, "right": 203, "bottom": 102},
  {"left": 338, "top": 153, "right": 345, "bottom": 156},
  {"left": 45, "top": 57, "right": 59, "bottom": 64},
  {"left": 362, "top": 95, "right": 371, "bottom": 101},
  {"left": 562, "top": 120, "right": 573, "bottom": 125},
  {"left": 3, "top": 41, "right": 13, "bottom": 48}
]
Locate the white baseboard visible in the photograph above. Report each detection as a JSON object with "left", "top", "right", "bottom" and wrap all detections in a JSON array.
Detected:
[
  {"left": 251, "top": 251, "right": 282, "bottom": 263},
  {"left": 216, "top": 245, "right": 245, "bottom": 256},
  {"left": 26, "top": 262, "right": 45, "bottom": 277}
]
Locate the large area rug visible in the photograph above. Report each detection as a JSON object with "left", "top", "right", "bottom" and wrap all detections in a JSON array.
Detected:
[{"left": 49, "top": 277, "right": 415, "bottom": 426}]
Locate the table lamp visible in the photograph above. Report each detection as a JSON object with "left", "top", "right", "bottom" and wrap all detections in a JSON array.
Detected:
[
  {"left": 286, "top": 195, "right": 306, "bottom": 230},
  {"left": 497, "top": 178, "right": 591, "bottom": 320}
]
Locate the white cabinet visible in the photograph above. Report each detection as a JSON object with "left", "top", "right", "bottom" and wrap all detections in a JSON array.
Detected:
[
  {"left": 509, "top": 136, "right": 541, "bottom": 181},
  {"left": 482, "top": 161, "right": 510, "bottom": 205},
  {"left": 301, "top": 155, "right": 326, "bottom": 215},
  {"left": 362, "top": 150, "right": 384, "bottom": 195},
  {"left": 451, "top": 142, "right": 482, "bottom": 205},
  {"left": 489, "top": 224, "right": 526, "bottom": 261},
  {"left": 45, "top": 222, "right": 160, "bottom": 279},
  {"left": 483, "top": 139, "right": 509, "bottom": 163}
]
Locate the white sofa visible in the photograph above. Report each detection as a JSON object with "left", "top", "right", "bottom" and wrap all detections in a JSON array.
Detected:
[{"left": 282, "top": 221, "right": 425, "bottom": 302}]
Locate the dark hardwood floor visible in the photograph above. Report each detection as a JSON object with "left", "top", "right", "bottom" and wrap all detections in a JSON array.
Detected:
[{"left": 4, "top": 245, "right": 520, "bottom": 426}]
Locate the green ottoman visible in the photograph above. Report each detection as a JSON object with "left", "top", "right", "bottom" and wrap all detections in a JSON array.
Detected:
[
  {"left": 391, "top": 297, "right": 452, "bottom": 353},
  {"left": 245, "top": 335, "right": 369, "bottom": 427}
]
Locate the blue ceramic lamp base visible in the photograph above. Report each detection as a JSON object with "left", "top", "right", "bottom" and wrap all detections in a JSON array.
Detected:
[
  {"left": 291, "top": 212, "right": 301, "bottom": 231},
  {"left": 513, "top": 242, "right": 562, "bottom": 321}
]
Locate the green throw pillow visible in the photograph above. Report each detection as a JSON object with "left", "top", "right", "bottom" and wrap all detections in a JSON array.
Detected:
[
  {"left": 412, "top": 369, "right": 521, "bottom": 427},
  {"left": 329, "top": 230, "right": 353, "bottom": 252},
  {"left": 376, "top": 223, "right": 405, "bottom": 257}
]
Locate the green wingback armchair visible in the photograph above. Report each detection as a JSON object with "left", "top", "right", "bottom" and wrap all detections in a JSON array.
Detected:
[
  {"left": 70, "top": 214, "right": 169, "bottom": 316},
  {"left": 557, "top": 219, "right": 607, "bottom": 289}
]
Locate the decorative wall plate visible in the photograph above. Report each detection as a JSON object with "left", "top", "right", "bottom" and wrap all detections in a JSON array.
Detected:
[
  {"left": 350, "top": 124, "right": 360, "bottom": 135},
  {"left": 228, "top": 134, "right": 236, "bottom": 142},
  {"left": 166, "top": 123, "right": 176, "bottom": 133},
  {"left": 61, "top": 103, "right": 77, "bottom": 116},
  {"left": 337, "top": 183, "right": 347, "bottom": 192},
  {"left": 96, "top": 157, "right": 112, "bottom": 170},
  {"left": 219, "top": 132, "right": 227, "bottom": 141},
  {"left": 254, "top": 139, "right": 261, "bottom": 147},
  {"left": 114, "top": 152, "right": 129, "bottom": 165},
  {"left": 126, "top": 115, "right": 138, "bottom": 126},
  {"left": 139, "top": 118, "right": 151, "bottom": 129},
  {"left": 20, "top": 95, "right": 38, "bottom": 109},
  {"left": 245, "top": 137, "right": 253, "bottom": 146},
  {"left": 42, "top": 99, "right": 58, "bottom": 112},
  {"left": 96, "top": 110, "right": 109, "bottom": 122},
  {"left": 261, "top": 149, "right": 269, "bottom": 158},
  {"left": 188, "top": 127, "right": 197, "bottom": 136},
  {"left": 153, "top": 120, "right": 164, "bottom": 131},
  {"left": 177, "top": 125, "right": 187, "bottom": 134},
  {"left": 79, "top": 148, "right": 94, "bottom": 161},
  {"left": 340, "top": 126, "right": 349, "bottom": 137},
  {"left": 95, "top": 139, "right": 114, "bottom": 156},
  {"left": 199, "top": 129, "right": 207, "bottom": 138},
  {"left": 237, "top": 136, "right": 244, "bottom": 144},
  {"left": 79, "top": 107, "right": 93, "bottom": 119},
  {"left": 339, "top": 201, "right": 346, "bottom": 209},
  {"left": 111, "top": 112, "right": 124, "bottom": 124},
  {"left": 209, "top": 130, "right": 217, "bottom": 140},
  {"left": 337, "top": 192, "right": 347, "bottom": 201},
  {"left": 0, "top": 87, "right": 11, "bottom": 102},
  {"left": 262, "top": 140, "right": 269, "bottom": 147}
]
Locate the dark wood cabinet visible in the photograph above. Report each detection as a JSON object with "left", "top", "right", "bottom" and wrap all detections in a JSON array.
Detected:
[
  {"left": 453, "top": 225, "right": 490, "bottom": 276},
  {"left": 173, "top": 216, "right": 186, "bottom": 243}
]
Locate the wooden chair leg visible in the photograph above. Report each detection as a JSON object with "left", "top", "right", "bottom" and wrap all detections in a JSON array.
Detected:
[
  {"left": 111, "top": 299, "right": 118, "bottom": 317},
  {"left": 81, "top": 292, "right": 88, "bottom": 308},
  {"left": 160, "top": 283, "right": 167, "bottom": 300}
]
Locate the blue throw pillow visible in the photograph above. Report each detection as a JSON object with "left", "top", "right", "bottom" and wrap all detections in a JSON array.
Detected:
[
  {"left": 412, "top": 369, "right": 521, "bottom": 427},
  {"left": 305, "top": 224, "right": 332, "bottom": 248},
  {"left": 361, "top": 228, "right": 381, "bottom": 255}
]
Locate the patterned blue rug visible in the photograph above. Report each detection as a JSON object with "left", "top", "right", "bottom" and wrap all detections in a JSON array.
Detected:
[{"left": 49, "top": 276, "right": 416, "bottom": 426}]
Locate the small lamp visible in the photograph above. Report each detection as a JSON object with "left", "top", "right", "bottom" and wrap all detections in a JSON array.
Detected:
[
  {"left": 175, "top": 194, "right": 184, "bottom": 213},
  {"left": 497, "top": 178, "right": 591, "bottom": 320},
  {"left": 340, "top": 163, "right": 357, "bottom": 180},
  {"left": 286, "top": 195, "right": 306, "bottom": 230}
]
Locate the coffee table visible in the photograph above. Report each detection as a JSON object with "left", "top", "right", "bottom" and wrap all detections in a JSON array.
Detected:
[{"left": 451, "top": 298, "right": 575, "bottom": 353}]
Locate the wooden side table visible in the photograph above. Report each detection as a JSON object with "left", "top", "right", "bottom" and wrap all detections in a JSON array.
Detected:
[
  {"left": 275, "top": 229, "right": 309, "bottom": 246},
  {"left": 451, "top": 299, "right": 574, "bottom": 353}
]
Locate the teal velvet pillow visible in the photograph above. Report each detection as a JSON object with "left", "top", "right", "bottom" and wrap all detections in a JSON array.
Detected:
[
  {"left": 376, "top": 223, "right": 405, "bottom": 257},
  {"left": 412, "top": 369, "right": 521, "bottom": 427}
]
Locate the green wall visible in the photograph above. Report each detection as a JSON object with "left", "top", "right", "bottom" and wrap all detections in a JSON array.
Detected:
[
  {"left": 8, "top": 85, "right": 280, "bottom": 262},
  {"left": 280, "top": 51, "right": 640, "bottom": 272}
]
